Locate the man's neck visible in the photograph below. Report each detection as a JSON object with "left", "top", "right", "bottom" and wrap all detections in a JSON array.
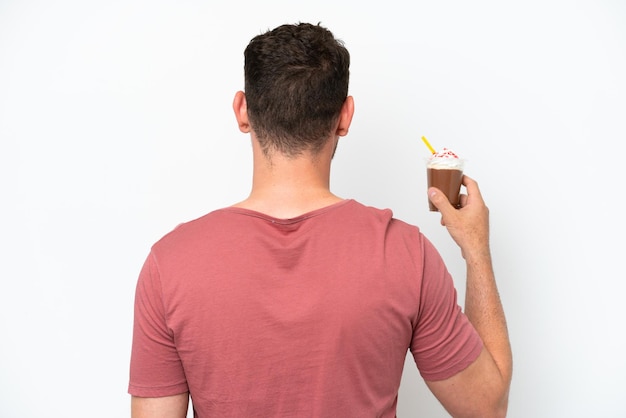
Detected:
[{"left": 232, "top": 139, "right": 343, "bottom": 219}]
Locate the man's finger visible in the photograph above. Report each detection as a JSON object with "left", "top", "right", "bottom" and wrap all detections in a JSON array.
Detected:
[
  {"left": 428, "top": 187, "right": 455, "bottom": 215},
  {"left": 459, "top": 194, "right": 468, "bottom": 208},
  {"left": 461, "top": 175, "right": 485, "bottom": 205}
]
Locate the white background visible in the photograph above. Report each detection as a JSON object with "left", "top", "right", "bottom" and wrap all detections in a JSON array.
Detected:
[{"left": 1, "top": 1, "right": 625, "bottom": 417}]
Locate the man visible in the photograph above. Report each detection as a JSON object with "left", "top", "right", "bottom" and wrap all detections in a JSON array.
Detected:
[{"left": 129, "top": 22, "right": 512, "bottom": 417}]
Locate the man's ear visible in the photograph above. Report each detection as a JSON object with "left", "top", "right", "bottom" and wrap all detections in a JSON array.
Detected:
[
  {"left": 233, "top": 91, "right": 251, "bottom": 133},
  {"left": 335, "top": 96, "right": 354, "bottom": 137}
]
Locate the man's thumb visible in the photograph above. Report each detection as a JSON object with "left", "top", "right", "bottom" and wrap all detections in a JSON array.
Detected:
[{"left": 428, "top": 187, "right": 451, "bottom": 212}]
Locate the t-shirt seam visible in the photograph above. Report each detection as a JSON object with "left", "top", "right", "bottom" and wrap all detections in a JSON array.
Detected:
[{"left": 129, "top": 381, "right": 187, "bottom": 390}]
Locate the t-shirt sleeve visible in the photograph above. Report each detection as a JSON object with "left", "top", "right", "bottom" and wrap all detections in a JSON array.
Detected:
[
  {"left": 410, "top": 236, "right": 483, "bottom": 381},
  {"left": 128, "top": 252, "right": 189, "bottom": 397}
]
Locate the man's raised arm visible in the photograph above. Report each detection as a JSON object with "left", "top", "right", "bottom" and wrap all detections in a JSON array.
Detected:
[{"left": 425, "top": 176, "right": 513, "bottom": 418}]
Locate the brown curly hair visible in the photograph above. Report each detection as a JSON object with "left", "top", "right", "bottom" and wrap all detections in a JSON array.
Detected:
[{"left": 243, "top": 22, "right": 350, "bottom": 157}]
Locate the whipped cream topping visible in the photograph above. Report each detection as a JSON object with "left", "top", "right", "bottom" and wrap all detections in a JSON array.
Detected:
[
  {"left": 427, "top": 148, "right": 464, "bottom": 169},
  {"left": 432, "top": 148, "right": 459, "bottom": 159}
]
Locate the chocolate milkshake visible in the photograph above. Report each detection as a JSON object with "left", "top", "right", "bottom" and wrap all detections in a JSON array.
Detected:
[{"left": 426, "top": 148, "right": 465, "bottom": 211}]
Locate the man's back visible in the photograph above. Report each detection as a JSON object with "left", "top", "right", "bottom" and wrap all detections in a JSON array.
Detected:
[
  {"left": 129, "top": 22, "right": 511, "bottom": 418},
  {"left": 129, "top": 200, "right": 481, "bottom": 417}
]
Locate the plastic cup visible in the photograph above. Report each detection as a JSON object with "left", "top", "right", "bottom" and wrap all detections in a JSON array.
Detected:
[{"left": 426, "top": 157, "right": 465, "bottom": 211}]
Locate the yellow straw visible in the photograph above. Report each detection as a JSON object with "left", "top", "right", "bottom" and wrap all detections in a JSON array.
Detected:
[{"left": 421, "top": 136, "right": 436, "bottom": 154}]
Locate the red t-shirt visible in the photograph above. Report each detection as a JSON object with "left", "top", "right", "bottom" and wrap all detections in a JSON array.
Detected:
[{"left": 129, "top": 200, "right": 482, "bottom": 417}]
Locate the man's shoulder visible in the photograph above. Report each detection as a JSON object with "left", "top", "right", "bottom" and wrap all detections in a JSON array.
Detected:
[
  {"left": 348, "top": 200, "right": 417, "bottom": 227},
  {"left": 331, "top": 200, "right": 424, "bottom": 241},
  {"left": 344, "top": 199, "right": 392, "bottom": 220},
  {"left": 150, "top": 207, "right": 236, "bottom": 251}
]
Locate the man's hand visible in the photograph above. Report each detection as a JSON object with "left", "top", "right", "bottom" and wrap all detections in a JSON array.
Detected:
[{"left": 428, "top": 175, "right": 490, "bottom": 262}]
